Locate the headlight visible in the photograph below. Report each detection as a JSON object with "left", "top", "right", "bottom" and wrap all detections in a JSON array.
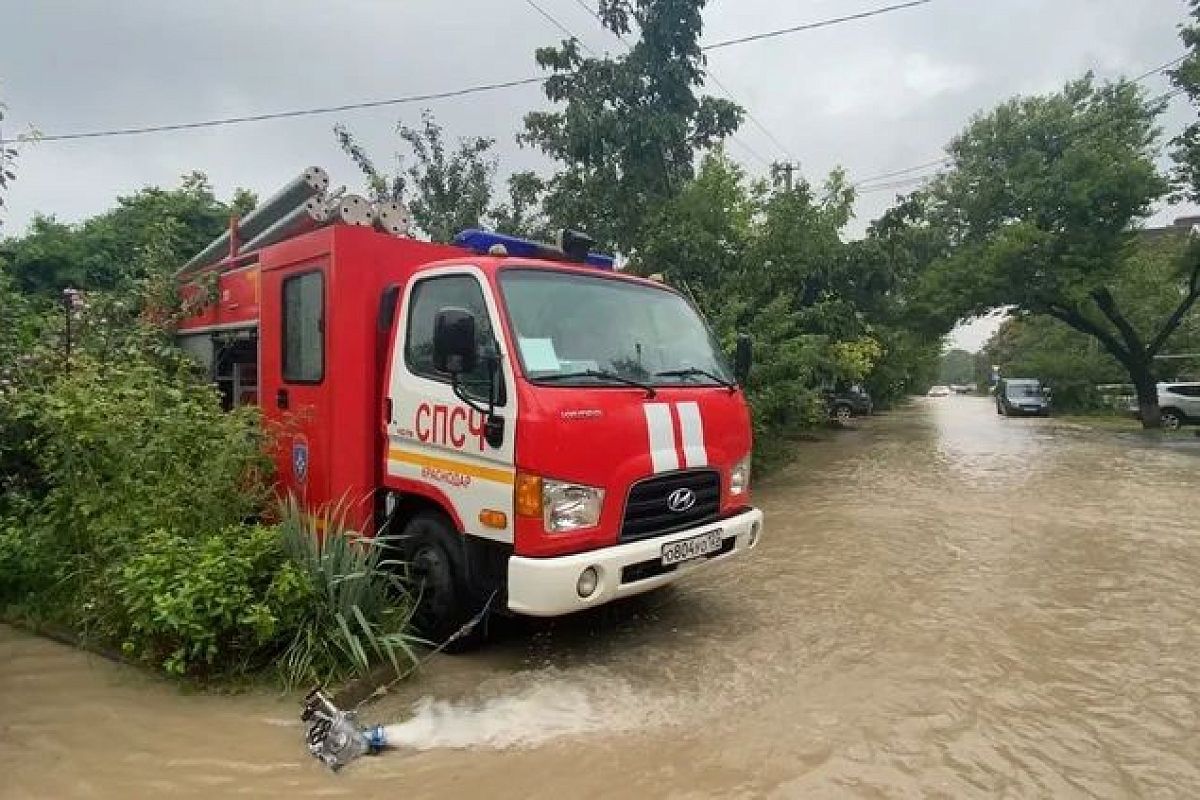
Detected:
[
  {"left": 542, "top": 479, "right": 605, "bottom": 533},
  {"left": 730, "top": 454, "right": 751, "bottom": 496}
]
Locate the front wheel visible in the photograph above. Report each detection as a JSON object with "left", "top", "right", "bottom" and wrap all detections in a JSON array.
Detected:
[
  {"left": 833, "top": 404, "right": 853, "bottom": 425},
  {"left": 1161, "top": 409, "right": 1184, "bottom": 431},
  {"left": 402, "top": 512, "right": 483, "bottom": 648}
]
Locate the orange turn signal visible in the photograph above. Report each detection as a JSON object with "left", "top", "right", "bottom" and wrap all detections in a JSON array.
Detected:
[
  {"left": 479, "top": 509, "right": 508, "bottom": 529},
  {"left": 515, "top": 472, "right": 543, "bottom": 518}
]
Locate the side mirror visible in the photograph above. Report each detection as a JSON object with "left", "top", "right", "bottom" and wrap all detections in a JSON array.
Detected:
[
  {"left": 433, "top": 307, "right": 479, "bottom": 375},
  {"left": 734, "top": 333, "right": 753, "bottom": 385}
]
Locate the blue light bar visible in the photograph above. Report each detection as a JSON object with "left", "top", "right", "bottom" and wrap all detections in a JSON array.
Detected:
[{"left": 453, "top": 229, "right": 615, "bottom": 270}]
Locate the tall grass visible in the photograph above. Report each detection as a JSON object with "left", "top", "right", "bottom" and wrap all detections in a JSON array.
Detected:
[{"left": 277, "top": 496, "right": 420, "bottom": 690}]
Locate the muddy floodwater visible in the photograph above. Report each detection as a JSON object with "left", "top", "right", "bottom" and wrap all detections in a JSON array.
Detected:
[{"left": 3, "top": 396, "right": 1200, "bottom": 798}]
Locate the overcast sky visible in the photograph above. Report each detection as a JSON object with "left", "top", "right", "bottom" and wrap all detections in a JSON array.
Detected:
[{"left": 2, "top": 0, "right": 1197, "bottom": 350}]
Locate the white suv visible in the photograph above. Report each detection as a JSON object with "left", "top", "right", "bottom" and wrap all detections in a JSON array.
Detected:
[{"left": 1158, "top": 382, "right": 1200, "bottom": 430}]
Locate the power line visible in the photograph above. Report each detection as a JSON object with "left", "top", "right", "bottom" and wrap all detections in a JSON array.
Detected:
[
  {"left": 701, "top": 0, "right": 932, "bottom": 52},
  {"left": 2, "top": 76, "right": 548, "bottom": 144},
  {"left": 853, "top": 86, "right": 1188, "bottom": 197},
  {"left": 1131, "top": 54, "right": 1187, "bottom": 84},
  {"left": 851, "top": 156, "right": 951, "bottom": 188},
  {"left": 705, "top": 71, "right": 797, "bottom": 162},
  {"left": 850, "top": 58, "right": 1190, "bottom": 194},
  {"left": 524, "top": 0, "right": 598, "bottom": 57},
  {"left": 4, "top": 2, "right": 939, "bottom": 147}
]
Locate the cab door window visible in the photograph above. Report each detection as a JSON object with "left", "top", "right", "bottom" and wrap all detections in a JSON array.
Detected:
[
  {"left": 406, "top": 274, "right": 503, "bottom": 402},
  {"left": 282, "top": 271, "right": 324, "bottom": 383}
]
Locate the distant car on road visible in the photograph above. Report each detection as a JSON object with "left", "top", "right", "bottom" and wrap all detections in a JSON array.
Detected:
[
  {"left": 996, "top": 378, "right": 1050, "bottom": 417},
  {"left": 927, "top": 385, "right": 951, "bottom": 397},
  {"left": 826, "top": 385, "right": 873, "bottom": 423},
  {"left": 1130, "top": 382, "right": 1200, "bottom": 430}
]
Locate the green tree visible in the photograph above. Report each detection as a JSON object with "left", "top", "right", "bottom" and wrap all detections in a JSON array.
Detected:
[
  {"left": 521, "top": 0, "right": 742, "bottom": 252},
  {"left": 843, "top": 192, "right": 950, "bottom": 404},
  {"left": 336, "top": 112, "right": 545, "bottom": 240},
  {"left": 918, "top": 75, "right": 1195, "bottom": 427},
  {"left": 982, "top": 315, "right": 1126, "bottom": 411},
  {"left": 1171, "top": 0, "right": 1200, "bottom": 202},
  {"left": 938, "top": 348, "right": 975, "bottom": 386},
  {"left": 0, "top": 173, "right": 253, "bottom": 294},
  {"left": 0, "top": 96, "right": 17, "bottom": 228}
]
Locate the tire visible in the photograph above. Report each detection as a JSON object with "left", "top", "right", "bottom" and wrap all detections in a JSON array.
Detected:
[
  {"left": 401, "top": 511, "right": 484, "bottom": 648},
  {"left": 833, "top": 404, "right": 853, "bottom": 424},
  {"left": 1161, "top": 409, "right": 1184, "bottom": 431}
]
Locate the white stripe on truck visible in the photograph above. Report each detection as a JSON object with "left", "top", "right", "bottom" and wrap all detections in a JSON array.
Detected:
[
  {"left": 675, "top": 401, "right": 708, "bottom": 467},
  {"left": 643, "top": 403, "right": 680, "bottom": 473}
]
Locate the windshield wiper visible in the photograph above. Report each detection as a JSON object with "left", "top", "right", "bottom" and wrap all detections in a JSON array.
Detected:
[
  {"left": 655, "top": 367, "right": 736, "bottom": 393},
  {"left": 538, "top": 370, "right": 657, "bottom": 398}
]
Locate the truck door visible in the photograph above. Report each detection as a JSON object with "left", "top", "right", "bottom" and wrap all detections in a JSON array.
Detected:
[
  {"left": 262, "top": 263, "right": 331, "bottom": 507},
  {"left": 385, "top": 266, "right": 517, "bottom": 544}
]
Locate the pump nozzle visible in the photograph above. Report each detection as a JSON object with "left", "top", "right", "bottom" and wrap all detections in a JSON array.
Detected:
[{"left": 301, "top": 688, "right": 387, "bottom": 771}]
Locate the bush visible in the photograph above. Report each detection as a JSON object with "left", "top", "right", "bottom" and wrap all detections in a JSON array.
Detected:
[
  {"left": 0, "top": 290, "right": 415, "bottom": 686},
  {"left": 276, "top": 497, "right": 419, "bottom": 690},
  {"left": 86, "top": 525, "right": 304, "bottom": 677}
]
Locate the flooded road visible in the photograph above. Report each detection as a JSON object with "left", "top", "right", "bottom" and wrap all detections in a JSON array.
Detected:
[{"left": 3, "top": 396, "right": 1199, "bottom": 798}]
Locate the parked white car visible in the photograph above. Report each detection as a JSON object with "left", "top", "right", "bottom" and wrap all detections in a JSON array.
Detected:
[
  {"left": 927, "top": 385, "right": 951, "bottom": 397},
  {"left": 1157, "top": 382, "right": 1200, "bottom": 430}
]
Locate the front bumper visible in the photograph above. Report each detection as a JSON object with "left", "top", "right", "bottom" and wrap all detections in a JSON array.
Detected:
[{"left": 506, "top": 507, "right": 763, "bottom": 617}]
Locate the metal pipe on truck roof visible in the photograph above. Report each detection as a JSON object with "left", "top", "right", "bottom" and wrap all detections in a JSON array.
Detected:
[
  {"left": 239, "top": 196, "right": 330, "bottom": 253},
  {"left": 373, "top": 200, "right": 412, "bottom": 237},
  {"left": 180, "top": 166, "right": 330, "bottom": 272},
  {"left": 325, "top": 194, "right": 374, "bottom": 227}
]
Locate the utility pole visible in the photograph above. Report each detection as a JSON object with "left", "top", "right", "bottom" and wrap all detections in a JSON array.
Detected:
[{"left": 770, "top": 161, "right": 800, "bottom": 192}]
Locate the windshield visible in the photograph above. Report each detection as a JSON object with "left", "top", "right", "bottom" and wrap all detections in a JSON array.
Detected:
[
  {"left": 499, "top": 269, "right": 732, "bottom": 386},
  {"left": 1006, "top": 383, "right": 1042, "bottom": 398}
]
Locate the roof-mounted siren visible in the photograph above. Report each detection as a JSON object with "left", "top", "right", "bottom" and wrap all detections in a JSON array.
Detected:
[{"left": 452, "top": 229, "right": 615, "bottom": 270}]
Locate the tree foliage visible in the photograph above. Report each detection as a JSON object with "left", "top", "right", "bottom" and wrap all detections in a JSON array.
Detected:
[
  {"left": 336, "top": 111, "right": 547, "bottom": 240},
  {"left": 0, "top": 96, "right": 17, "bottom": 226},
  {"left": 938, "top": 348, "right": 975, "bottom": 386},
  {"left": 1171, "top": 0, "right": 1200, "bottom": 202},
  {"left": 520, "top": 0, "right": 741, "bottom": 252},
  {"left": 916, "top": 75, "right": 1199, "bottom": 426},
  {"left": 0, "top": 172, "right": 253, "bottom": 295}
]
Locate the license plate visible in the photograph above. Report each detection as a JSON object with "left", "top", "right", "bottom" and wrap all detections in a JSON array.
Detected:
[{"left": 661, "top": 530, "right": 723, "bottom": 565}]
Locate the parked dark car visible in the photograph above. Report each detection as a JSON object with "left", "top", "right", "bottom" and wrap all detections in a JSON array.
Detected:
[
  {"left": 826, "top": 385, "right": 873, "bottom": 423},
  {"left": 996, "top": 378, "right": 1051, "bottom": 417}
]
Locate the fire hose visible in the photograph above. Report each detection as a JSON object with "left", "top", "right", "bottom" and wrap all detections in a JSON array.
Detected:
[{"left": 300, "top": 591, "right": 497, "bottom": 771}]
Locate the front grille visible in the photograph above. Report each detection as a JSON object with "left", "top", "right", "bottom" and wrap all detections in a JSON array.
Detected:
[{"left": 620, "top": 469, "right": 720, "bottom": 543}]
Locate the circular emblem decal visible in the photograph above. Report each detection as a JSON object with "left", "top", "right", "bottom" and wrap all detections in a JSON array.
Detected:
[{"left": 667, "top": 487, "right": 697, "bottom": 513}]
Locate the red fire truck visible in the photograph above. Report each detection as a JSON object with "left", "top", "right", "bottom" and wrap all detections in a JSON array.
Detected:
[{"left": 177, "top": 182, "right": 763, "bottom": 638}]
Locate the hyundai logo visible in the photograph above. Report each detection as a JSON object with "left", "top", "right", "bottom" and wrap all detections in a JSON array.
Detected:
[{"left": 667, "top": 487, "right": 697, "bottom": 513}]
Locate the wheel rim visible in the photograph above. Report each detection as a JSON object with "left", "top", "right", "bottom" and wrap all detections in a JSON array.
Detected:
[
  {"left": 836, "top": 407, "right": 851, "bottom": 422},
  {"left": 1163, "top": 413, "right": 1182, "bottom": 431},
  {"left": 411, "top": 543, "right": 453, "bottom": 633}
]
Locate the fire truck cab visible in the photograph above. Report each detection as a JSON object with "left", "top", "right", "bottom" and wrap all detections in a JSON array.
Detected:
[{"left": 178, "top": 222, "right": 763, "bottom": 636}]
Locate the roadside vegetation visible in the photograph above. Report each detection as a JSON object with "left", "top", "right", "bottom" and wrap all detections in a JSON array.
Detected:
[{"left": 0, "top": 228, "right": 418, "bottom": 687}]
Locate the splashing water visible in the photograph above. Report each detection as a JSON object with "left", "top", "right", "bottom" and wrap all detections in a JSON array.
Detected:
[{"left": 377, "top": 672, "right": 674, "bottom": 751}]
